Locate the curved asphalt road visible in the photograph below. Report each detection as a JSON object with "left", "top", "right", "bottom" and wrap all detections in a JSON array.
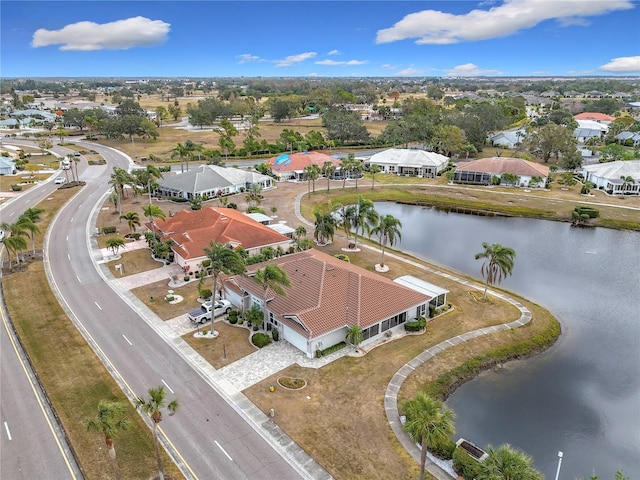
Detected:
[
  {"left": 43, "top": 141, "right": 311, "bottom": 479},
  {"left": 0, "top": 140, "right": 84, "bottom": 480}
]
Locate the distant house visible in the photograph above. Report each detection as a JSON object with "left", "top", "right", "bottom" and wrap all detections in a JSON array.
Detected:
[
  {"left": 148, "top": 207, "right": 292, "bottom": 274},
  {"left": 489, "top": 129, "right": 526, "bottom": 149},
  {"left": 266, "top": 151, "right": 344, "bottom": 181},
  {"left": 453, "top": 157, "right": 549, "bottom": 187},
  {"left": 574, "top": 112, "right": 615, "bottom": 124},
  {"left": 155, "top": 164, "right": 274, "bottom": 200},
  {"left": 0, "top": 156, "right": 16, "bottom": 175},
  {"left": 367, "top": 148, "right": 449, "bottom": 178},
  {"left": 616, "top": 131, "right": 640, "bottom": 147},
  {"left": 581, "top": 161, "right": 640, "bottom": 195},
  {"left": 223, "top": 249, "right": 432, "bottom": 358},
  {"left": 573, "top": 119, "right": 608, "bottom": 143}
]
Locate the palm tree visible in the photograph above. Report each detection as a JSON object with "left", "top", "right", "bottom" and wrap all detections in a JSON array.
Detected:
[
  {"left": 620, "top": 175, "right": 634, "bottom": 193},
  {"left": 314, "top": 211, "right": 336, "bottom": 246},
  {"left": 353, "top": 196, "right": 379, "bottom": 250},
  {"left": 203, "top": 242, "right": 245, "bottom": 336},
  {"left": 16, "top": 216, "right": 40, "bottom": 256},
  {"left": 2, "top": 234, "right": 27, "bottom": 269},
  {"left": 339, "top": 156, "right": 354, "bottom": 189},
  {"left": 474, "top": 242, "right": 516, "bottom": 300},
  {"left": 86, "top": 400, "right": 131, "bottom": 480},
  {"left": 133, "top": 164, "right": 163, "bottom": 204},
  {"left": 245, "top": 184, "right": 264, "bottom": 208},
  {"left": 369, "top": 163, "right": 381, "bottom": 189},
  {"left": 105, "top": 237, "right": 125, "bottom": 256},
  {"left": 142, "top": 204, "right": 166, "bottom": 248},
  {"left": 303, "top": 164, "right": 321, "bottom": 197},
  {"left": 402, "top": 392, "right": 456, "bottom": 480},
  {"left": 351, "top": 159, "right": 363, "bottom": 189},
  {"left": 370, "top": 214, "right": 402, "bottom": 268},
  {"left": 22, "top": 207, "right": 44, "bottom": 223},
  {"left": 119, "top": 211, "right": 141, "bottom": 236},
  {"left": 66, "top": 154, "right": 77, "bottom": 182},
  {"left": 476, "top": 444, "right": 543, "bottom": 480},
  {"left": 109, "top": 167, "right": 130, "bottom": 217},
  {"left": 294, "top": 225, "right": 307, "bottom": 241},
  {"left": 345, "top": 325, "right": 363, "bottom": 350},
  {"left": 335, "top": 204, "right": 356, "bottom": 245},
  {"left": 254, "top": 264, "right": 291, "bottom": 331},
  {"left": 322, "top": 161, "right": 336, "bottom": 192},
  {"left": 172, "top": 141, "right": 199, "bottom": 173},
  {"left": 136, "top": 386, "right": 179, "bottom": 480}
]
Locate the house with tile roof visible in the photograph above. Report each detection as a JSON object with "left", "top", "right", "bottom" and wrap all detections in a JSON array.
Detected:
[
  {"left": 453, "top": 157, "right": 549, "bottom": 187},
  {"left": 574, "top": 112, "right": 615, "bottom": 124},
  {"left": 223, "top": 249, "right": 432, "bottom": 358},
  {"left": 266, "top": 151, "right": 344, "bottom": 181},
  {"left": 581, "top": 161, "right": 640, "bottom": 195},
  {"left": 148, "top": 207, "right": 292, "bottom": 274},
  {"left": 0, "top": 156, "right": 16, "bottom": 175},
  {"left": 155, "top": 164, "right": 274, "bottom": 200},
  {"left": 367, "top": 148, "right": 449, "bottom": 178}
]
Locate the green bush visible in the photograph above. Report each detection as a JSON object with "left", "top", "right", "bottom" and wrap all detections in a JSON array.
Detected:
[
  {"left": 453, "top": 447, "right": 481, "bottom": 480},
  {"left": 184, "top": 275, "right": 190, "bottom": 282},
  {"left": 272, "top": 328, "right": 280, "bottom": 341},
  {"left": 199, "top": 289, "right": 212, "bottom": 300},
  {"left": 574, "top": 206, "right": 599, "bottom": 218},
  {"left": 102, "top": 226, "right": 117, "bottom": 234},
  {"left": 201, "top": 259, "right": 211, "bottom": 268},
  {"left": 132, "top": 233, "right": 141, "bottom": 240},
  {"left": 317, "top": 341, "right": 346, "bottom": 357},
  {"left": 228, "top": 310, "right": 238, "bottom": 322},
  {"left": 252, "top": 333, "right": 271, "bottom": 348},
  {"left": 11, "top": 184, "right": 22, "bottom": 191},
  {"left": 430, "top": 437, "right": 456, "bottom": 460},
  {"left": 405, "top": 316, "right": 427, "bottom": 332}
]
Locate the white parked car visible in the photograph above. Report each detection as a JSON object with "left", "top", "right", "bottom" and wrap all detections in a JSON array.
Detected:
[{"left": 54, "top": 176, "right": 66, "bottom": 184}]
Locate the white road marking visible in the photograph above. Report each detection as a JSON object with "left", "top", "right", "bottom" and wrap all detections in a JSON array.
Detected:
[
  {"left": 76, "top": 275, "right": 81, "bottom": 283},
  {"left": 70, "top": 217, "right": 73, "bottom": 223},
  {"left": 9, "top": 212, "right": 14, "bottom": 217},
  {"left": 215, "top": 440, "right": 233, "bottom": 461},
  {"left": 161, "top": 379, "right": 174, "bottom": 394},
  {"left": 67, "top": 254, "right": 71, "bottom": 260},
  {"left": 94, "top": 302, "right": 102, "bottom": 311},
  {"left": 4, "top": 422, "right": 11, "bottom": 440},
  {"left": 66, "top": 235, "right": 69, "bottom": 241},
  {"left": 122, "top": 334, "right": 132, "bottom": 346}
]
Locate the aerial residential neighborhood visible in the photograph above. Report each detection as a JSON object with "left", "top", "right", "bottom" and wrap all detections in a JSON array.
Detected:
[{"left": 1, "top": 1, "right": 639, "bottom": 480}]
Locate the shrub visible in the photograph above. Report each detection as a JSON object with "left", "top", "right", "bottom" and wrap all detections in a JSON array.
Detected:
[
  {"left": 184, "top": 275, "right": 190, "bottom": 282},
  {"left": 453, "top": 447, "right": 481, "bottom": 480},
  {"left": 574, "top": 206, "right": 599, "bottom": 218},
  {"left": 199, "top": 289, "right": 212, "bottom": 300},
  {"left": 252, "top": 333, "right": 271, "bottom": 348},
  {"left": 201, "top": 259, "right": 211, "bottom": 268},
  {"left": 102, "top": 226, "right": 117, "bottom": 234},
  {"left": 317, "top": 341, "right": 346, "bottom": 357},
  {"left": 11, "top": 184, "right": 22, "bottom": 191},
  {"left": 430, "top": 437, "right": 456, "bottom": 460},
  {"left": 228, "top": 310, "right": 238, "bottom": 322},
  {"left": 272, "top": 328, "right": 279, "bottom": 341},
  {"left": 132, "top": 233, "right": 141, "bottom": 240},
  {"left": 405, "top": 316, "right": 427, "bottom": 332}
]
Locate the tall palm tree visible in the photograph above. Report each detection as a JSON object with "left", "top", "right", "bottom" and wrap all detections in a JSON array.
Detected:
[
  {"left": 171, "top": 142, "right": 191, "bottom": 173},
  {"left": 353, "top": 196, "right": 379, "bottom": 250},
  {"left": 314, "top": 211, "right": 336, "bottom": 246},
  {"left": 133, "top": 165, "right": 163, "bottom": 204},
  {"left": 2, "top": 234, "right": 27, "bottom": 269},
  {"left": 335, "top": 204, "right": 356, "bottom": 245},
  {"left": 142, "top": 204, "right": 166, "bottom": 248},
  {"left": 322, "top": 161, "right": 336, "bottom": 192},
  {"left": 474, "top": 242, "right": 516, "bottom": 300},
  {"left": 105, "top": 237, "right": 125, "bottom": 256},
  {"left": 109, "top": 167, "right": 131, "bottom": 217},
  {"left": 22, "top": 207, "right": 44, "bottom": 223},
  {"left": 294, "top": 225, "right": 307, "bottom": 241},
  {"left": 16, "top": 216, "right": 40, "bottom": 256},
  {"left": 303, "top": 164, "right": 321, "bottom": 197},
  {"left": 476, "top": 444, "right": 543, "bottom": 480},
  {"left": 86, "top": 400, "right": 131, "bottom": 480},
  {"left": 340, "top": 156, "right": 354, "bottom": 189},
  {"left": 203, "top": 242, "right": 245, "bottom": 336},
  {"left": 402, "top": 392, "right": 456, "bottom": 480},
  {"left": 369, "top": 163, "right": 381, "bottom": 189},
  {"left": 370, "top": 214, "right": 402, "bottom": 268},
  {"left": 119, "top": 211, "right": 141, "bottom": 236},
  {"left": 254, "top": 264, "right": 291, "bottom": 331},
  {"left": 66, "top": 154, "right": 77, "bottom": 182},
  {"left": 136, "top": 386, "right": 179, "bottom": 480},
  {"left": 351, "top": 159, "right": 363, "bottom": 189}
]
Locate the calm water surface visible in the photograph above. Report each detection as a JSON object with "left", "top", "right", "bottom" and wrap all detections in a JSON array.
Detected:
[{"left": 374, "top": 202, "right": 640, "bottom": 478}]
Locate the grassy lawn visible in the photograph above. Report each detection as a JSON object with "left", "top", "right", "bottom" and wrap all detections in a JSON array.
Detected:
[
  {"left": 1, "top": 187, "right": 182, "bottom": 480},
  {"left": 132, "top": 279, "right": 202, "bottom": 321},
  {"left": 105, "top": 248, "right": 163, "bottom": 277},
  {"left": 182, "top": 321, "right": 258, "bottom": 369}
]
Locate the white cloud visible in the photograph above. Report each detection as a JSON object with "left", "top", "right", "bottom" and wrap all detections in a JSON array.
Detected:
[
  {"left": 327, "top": 49, "right": 340, "bottom": 56},
  {"left": 444, "top": 63, "right": 502, "bottom": 77},
  {"left": 237, "top": 54, "right": 262, "bottom": 64},
  {"left": 32, "top": 16, "right": 170, "bottom": 51},
  {"left": 382, "top": 64, "right": 397, "bottom": 70},
  {"left": 376, "top": 0, "right": 633, "bottom": 44},
  {"left": 598, "top": 56, "right": 640, "bottom": 73},
  {"left": 396, "top": 67, "right": 424, "bottom": 76},
  {"left": 275, "top": 52, "right": 317, "bottom": 67},
  {"left": 315, "top": 59, "right": 368, "bottom": 66}
]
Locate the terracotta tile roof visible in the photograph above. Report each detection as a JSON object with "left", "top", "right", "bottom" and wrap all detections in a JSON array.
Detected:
[
  {"left": 227, "top": 249, "right": 430, "bottom": 339},
  {"left": 266, "top": 151, "right": 342, "bottom": 173},
  {"left": 455, "top": 157, "right": 549, "bottom": 177},
  {"left": 574, "top": 112, "right": 615, "bottom": 122},
  {"left": 149, "top": 207, "right": 291, "bottom": 260}
]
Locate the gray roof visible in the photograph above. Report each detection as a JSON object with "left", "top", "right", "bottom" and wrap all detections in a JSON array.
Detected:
[
  {"left": 582, "top": 161, "right": 640, "bottom": 181},
  {"left": 157, "top": 164, "right": 271, "bottom": 194}
]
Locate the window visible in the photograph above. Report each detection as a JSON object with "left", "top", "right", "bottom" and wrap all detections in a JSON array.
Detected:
[{"left": 417, "top": 303, "right": 427, "bottom": 317}]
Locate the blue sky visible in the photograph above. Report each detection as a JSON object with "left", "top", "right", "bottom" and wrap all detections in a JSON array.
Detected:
[{"left": 2, "top": 0, "right": 639, "bottom": 78}]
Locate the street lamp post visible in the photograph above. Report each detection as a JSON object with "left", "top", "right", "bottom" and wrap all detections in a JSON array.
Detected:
[{"left": 554, "top": 451, "right": 564, "bottom": 480}]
